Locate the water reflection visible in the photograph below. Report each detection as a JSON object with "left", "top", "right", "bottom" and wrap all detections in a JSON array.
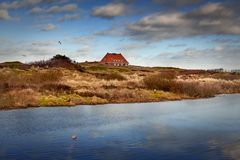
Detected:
[
  {"left": 0, "top": 94, "right": 239, "bottom": 160},
  {"left": 224, "top": 142, "right": 240, "bottom": 160}
]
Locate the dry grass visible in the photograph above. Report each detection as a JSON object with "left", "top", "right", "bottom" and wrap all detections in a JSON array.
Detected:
[
  {"left": 0, "top": 89, "right": 40, "bottom": 109},
  {"left": 143, "top": 73, "right": 176, "bottom": 91},
  {"left": 0, "top": 68, "right": 62, "bottom": 89},
  {"left": 0, "top": 63, "right": 240, "bottom": 109},
  {"left": 143, "top": 72, "right": 240, "bottom": 98},
  {"left": 210, "top": 73, "right": 240, "bottom": 80},
  {"left": 95, "top": 72, "right": 126, "bottom": 81}
]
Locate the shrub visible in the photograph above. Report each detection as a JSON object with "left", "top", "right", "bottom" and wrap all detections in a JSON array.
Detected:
[
  {"left": 0, "top": 89, "right": 39, "bottom": 109},
  {"left": 172, "top": 81, "right": 217, "bottom": 98},
  {"left": 96, "top": 72, "right": 126, "bottom": 81},
  {"left": 41, "top": 83, "right": 73, "bottom": 93},
  {"left": 0, "top": 61, "right": 30, "bottom": 70},
  {"left": 211, "top": 73, "right": 240, "bottom": 80},
  {"left": 24, "top": 69, "right": 63, "bottom": 84},
  {"left": 0, "top": 93, "right": 15, "bottom": 109},
  {"left": 74, "top": 64, "right": 85, "bottom": 72},
  {"left": 0, "top": 69, "right": 63, "bottom": 92},
  {"left": 29, "top": 54, "right": 81, "bottom": 70},
  {"left": 88, "top": 65, "right": 108, "bottom": 71},
  {"left": 144, "top": 73, "right": 218, "bottom": 98},
  {"left": 143, "top": 73, "right": 176, "bottom": 91}
]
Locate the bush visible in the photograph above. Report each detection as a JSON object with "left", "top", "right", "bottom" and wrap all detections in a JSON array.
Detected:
[
  {"left": 0, "top": 61, "right": 30, "bottom": 70},
  {"left": 41, "top": 83, "right": 73, "bottom": 93},
  {"left": 143, "top": 73, "right": 176, "bottom": 91},
  {"left": 24, "top": 69, "right": 63, "bottom": 84},
  {"left": 0, "top": 89, "right": 39, "bottom": 109},
  {"left": 96, "top": 72, "right": 126, "bottom": 81},
  {"left": 88, "top": 65, "right": 108, "bottom": 71},
  {"left": 74, "top": 64, "right": 85, "bottom": 72},
  {"left": 0, "top": 69, "right": 63, "bottom": 92},
  {"left": 144, "top": 73, "right": 218, "bottom": 98},
  {"left": 172, "top": 81, "right": 217, "bottom": 98},
  {"left": 211, "top": 73, "right": 240, "bottom": 80},
  {"left": 29, "top": 54, "right": 80, "bottom": 70}
]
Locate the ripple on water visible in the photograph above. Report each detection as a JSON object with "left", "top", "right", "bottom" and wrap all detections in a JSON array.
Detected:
[{"left": 0, "top": 94, "right": 240, "bottom": 160}]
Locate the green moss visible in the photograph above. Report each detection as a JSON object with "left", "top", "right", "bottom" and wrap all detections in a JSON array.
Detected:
[
  {"left": 39, "top": 94, "right": 108, "bottom": 106},
  {"left": 81, "top": 96, "right": 108, "bottom": 105},
  {"left": 39, "top": 94, "right": 80, "bottom": 106},
  {"left": 39, "top": 95, "right": 69, "bottom": 106},
  {"left": 151, "top": 91, "right": 165, "bottom": 98},
  {"left": 150, "top": 90, "right": 180, "bottom": 100}
]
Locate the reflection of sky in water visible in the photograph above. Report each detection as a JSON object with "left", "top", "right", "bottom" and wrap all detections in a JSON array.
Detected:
[{"left": 0, "top": 94, "right": 239, "bottom": 160}]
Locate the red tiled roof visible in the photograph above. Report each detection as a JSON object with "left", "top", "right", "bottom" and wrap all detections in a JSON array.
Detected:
[{"left": 100, "top": 53, "right": 128, "bottom": 64}]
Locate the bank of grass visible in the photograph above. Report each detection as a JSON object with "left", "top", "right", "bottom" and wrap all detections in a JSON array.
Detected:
[
  {"left": 0, "top": 60, "right": 240, "bottom": 109},
  {"left": 143, "top": 73, "right": 240, "bottom": 98}
]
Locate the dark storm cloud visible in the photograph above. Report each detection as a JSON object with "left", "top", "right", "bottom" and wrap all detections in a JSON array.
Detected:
[
  {"left": 127, "top": 1, "right": 240, "bottom": 41},
  {"left": 153, "top": 0, "right": 204, "bottom": 7}
]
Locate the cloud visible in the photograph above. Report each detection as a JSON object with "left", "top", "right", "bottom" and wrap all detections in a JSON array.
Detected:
[
  {"left": 0, "top": 39, "right": 61, "bottom": 62},
  {"left": 94, "top": 27, "right": 125, "bottom": 36},
  {"left": 30, "top": 7, "right": 44, "bottom": 14},
  {"left": 0, "top": 9, "right": 12, "bottom": 20},
  {"left": 150, "top": 45, "right": 240, "bottom": 69},
  {"left": 185, "top": 2, "right": 240, "bottom": 34},
  {"left": 0, "top": 0, "right": 43, "bottom": 10},
  {"left": 127, "top": 2, "right": 240, "bottom": 41},
  {"left": 186, "top": 2, "right": 234, "bottom": 18},
  {"left": 59, "top": 13, "right": 80, "bottom": 22},
  {"left": 212, "top": 38, "right": 240, "bottom": 45},
  {"left": 47, "top": 4, "right": 78, "bottom": 13},
  {"left": 31, "top": 40, "right": 56, "bottom": 46},
  {"left": 76, "top": 45, "right": 92, "bottom": 56},
  {"left": 0, "top": 1, "right": 22, "bottom": 10},
  {"left": 153, "top": 0, "right": 203, "bottom": 7},
  {"left": 168, "top": 44, "right": 186, "bottom": 48},
  {"left": 41, "top": 23, "right": 58, "bottom": 31},
  {"left": 91, "top": 3, "right": 127, "bottom": 19},
  {"left": 62, "top": 4, "right": 78, "bottom": 12},
  {"left": 69, "top": 35, "right": 95, "bottom": 45},
  {"left": 117, "top": 43, "right": 148, "bottom": 50},
  {"left": 127, "top": 12, "right": 192, "bottom": 40},
  {"left": 29, "top": 3, "right": 78, "bottom": 15},
  {"left": 47, "top": 6, "right": 61, "bottom": 13}
]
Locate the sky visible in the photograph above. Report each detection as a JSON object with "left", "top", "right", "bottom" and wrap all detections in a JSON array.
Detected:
[{"left": 0, "top": 0, "right": 240, "bottom": 69}]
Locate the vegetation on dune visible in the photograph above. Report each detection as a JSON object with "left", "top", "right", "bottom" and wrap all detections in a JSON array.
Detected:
[
  {"left": 29, "top": 54, "right": 85, "bottom": 72},
  {"left": 95, "top": 72, "right": 126, "bottom": 81},
  {"left": 0, "top": 54, "right": 240, "bottom": 109},
  {"left": 143, "top": 72, "right": 176, "bottom": 92},
  {"left": 143, "top": 72, "right": 240, "bottom": 98}
]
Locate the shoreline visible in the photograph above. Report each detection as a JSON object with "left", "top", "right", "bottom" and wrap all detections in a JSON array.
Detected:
[
  {"left": 2, "top": 93, "right": 240, "bottom": 111},
  {"left": 1, "top": 63, "right": 240, "bottom": 110}
]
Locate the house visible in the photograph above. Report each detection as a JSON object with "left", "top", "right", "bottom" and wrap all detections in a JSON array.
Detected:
[{"left": 100, "top": 53, "right": 129, "bottom": 66}]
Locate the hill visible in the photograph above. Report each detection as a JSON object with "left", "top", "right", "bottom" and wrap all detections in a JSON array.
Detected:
[{"left": 0, "top": 55, "right": 240, "bottom": 109}]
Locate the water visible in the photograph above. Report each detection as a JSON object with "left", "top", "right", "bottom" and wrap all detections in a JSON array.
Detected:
[{"left": 0, "top": 94, "right": 240, "bottom": 160}]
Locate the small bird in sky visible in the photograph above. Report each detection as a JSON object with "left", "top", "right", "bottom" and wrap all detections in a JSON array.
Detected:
[
  {"left": 22, "top": 54, "right": 26, "bottom": 57},
  {"left": 58, "top": 41, "right": 62, "bottom": 45}
]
